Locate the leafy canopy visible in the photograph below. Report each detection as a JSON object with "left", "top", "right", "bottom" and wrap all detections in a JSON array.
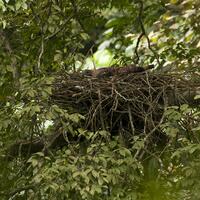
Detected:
[{"left": 0, "top": 0, "right": 200, "bottom": 199}]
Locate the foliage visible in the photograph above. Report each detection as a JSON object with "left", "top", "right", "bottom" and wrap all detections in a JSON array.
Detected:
[
  {"left": 26, "top": 136, "right": 142, "bottom": 200},
  {"left": 0, "top": 0, "right": 200, "bottom": 199}
]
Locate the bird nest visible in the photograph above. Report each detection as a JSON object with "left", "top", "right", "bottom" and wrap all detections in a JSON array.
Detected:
[
  {"left": 51, "top": 71, "right": 199, "bottom": 145},
  {"left": 6, "top": 71, "right": 200, "bottom": 159}
]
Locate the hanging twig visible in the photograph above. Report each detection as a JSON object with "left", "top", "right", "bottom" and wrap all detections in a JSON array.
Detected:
[
  {"left": 37, "top": 35, "right": 44, "bottom": 74},
  {"left": 134, "top": 33, "right": 144, "bottom": 64},
  {"left": 134, "top": 0, "right": 161, "bottom": 67},
  {"left": 30, "top": 3, "right": 45, "bottom": 74},
  {"left": 128, "top": 103, "right": 135, "bottom": 135}
]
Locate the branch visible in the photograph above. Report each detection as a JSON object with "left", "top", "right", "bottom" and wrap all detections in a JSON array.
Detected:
[
  {"left": 134, "top": 0, "right": 161, "bottom": 67},
  {"left": 37, "top": 35, "right": 44, "bottom": 74},
  {"left": 128, "top": 103, "right": 135, "bottom": 135},
  {"left": 30, "top": 3, "right": 45, "bottom": 74},
  {"left": 44, "top": 14, "right": 74, "bottom": 40},
  {"left": 134, "top": 32, "right": 144, "bottom": 64}
]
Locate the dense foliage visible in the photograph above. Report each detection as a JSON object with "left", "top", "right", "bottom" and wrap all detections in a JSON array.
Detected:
[{"left": 0, "top": 0, "right": 200, "bottom": 199}]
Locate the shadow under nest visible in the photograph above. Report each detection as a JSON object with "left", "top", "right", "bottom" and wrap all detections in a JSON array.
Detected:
[{"left": 51, "top": 71, "right": 199, "bottom": 148}]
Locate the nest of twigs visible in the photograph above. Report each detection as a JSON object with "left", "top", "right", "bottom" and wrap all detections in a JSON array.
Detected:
[
  {"left": 6, "top": 71, "right": 200, "bottom": 159},
  {"left": 51, "top": 71, "right": 200, "bottom": 145}
]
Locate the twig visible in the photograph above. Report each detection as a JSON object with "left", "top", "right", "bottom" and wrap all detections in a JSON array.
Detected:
[
  {"left": 134, "top": 0, "right": 161, "bottom": 67},
  {"left": 98, "top": 89, "right": 105, "bottom": 130},
  {"left": 44, "top": 14, "right": 74, "bottom": 40},
  {"left": 30, "top": 3, "right": 44, "bottom": 74},
  {"left": 134, "top": 32, "right": 144, "bottom": 64},
  {"left": 37, "top": 35, "right": 44, "bottom": 74},
  {"left": 128, "top": 103, "right": 135, "bottom": 135}
]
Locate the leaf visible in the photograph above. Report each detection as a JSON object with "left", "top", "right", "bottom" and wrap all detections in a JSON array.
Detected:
[
  {"left": 180, "top": 104, "right": 189, "bottom": 112},
  {"left": 92, "top": 170, "right": 99, "bottom": 178},
  {"left": 31, "top": 105, "right": 40, "bottom": 114},
  {"left": 35, "top": 152, "right": 44, "bottom": 157},
  {"left": 44, "top": 87, "right": 52, "bottom": 95},
  {"left": 85, "top": 168, "right": 92, "bottom": 175},
  {"left": 170, "top": 23, "right": 180, "bottom": 30},
  {"left": 48, "top": 26, "right": 55, "bottom": 33},
  {"left": 0, "top": 1, "right": 6, "bottom": 12},
  {"left": 170, "top": 0, "right": 178, "bottom": 4},
  {"left": 133, "top": 140, "right": 144, "bottom": 149},
  {"left": 27, "top": 158, "right": 38, "bottom": 168},
  {"left": 49, "top": 183, "right": 59, "bottom": 191},
  {"left": 28, "top": 89, "right": 35, "bottom": 97},
  {"left": 69, "top": 113, "right": 80, "bottom": 123},
  {"left": 98, "top": 130, "right": 110, "bottom": 137},
  {"left": 6, "top": 65, "right": 14, "bottom": 72},
  {"left": 85, "top": 186, "right": 90, "bottom": 192},
  {"left": 98, "top": 177, "right": 104, "bottom": 185},
  {"left": 15, "top": 1, "right": 22, "bottom": 10},
  {"left": 192, "top": 126, "right": 200, "bottom": 131},
  {"left": 119, "top": 149, "right": 126, "bottom": 157},
  {"left": 54, "top": 53, "right": 62, "bottom": 61},
  {"left": 183, "top": 9, "right": 196, "bottom": 18},
  {"left": 105, "top": 17, "right": 127, "bottom": 28},
  {"left": 166, "top": 127, "right": 179, "bottom": 137},
  {"left": 185, "top": 169, "right": 193, "bottom": 177},
  {"left": 194, "top": 95, "right": 200, "bottom": 100},
  {"left": 72, "top": 171, "right": 80, "bottom": 178},
  {"left": 53, "top": 4, "right": 61, "bottom": 11},
  {"left": 94, "top": 185, "right": 102, "bottom": 193},
  {"left": 102, "top": 28, "right": 113, "bottom": 37},
  {"left": 21, "top": 3, "right": 27, "bottom": 9},
  {"left": 83, "top": 173, "right": 90, "bottom": 184},
  {"left": 184, "top": 29, "right": 194, "bottom": 42},
  {"left": 2, "top": 20, "right": 6, "bottom": 28}
]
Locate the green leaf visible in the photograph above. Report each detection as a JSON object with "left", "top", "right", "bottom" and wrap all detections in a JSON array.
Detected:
[
  {"left": 92, "top": 170, "right": 99, "bottom": 178},
  {"left": 27, "top": 158, "right": 38, "bottom": 168},
  {"left": 97, "top": 177, "right": 104, "bottom": 185},
  {"left": 105, "top": 17, "right": 127, "bottom": 28},
  {"left": 194, "top": 95, "right": 200, "bottom": 100},
  {"left": 72, "top": 171, "right": 80, "bottom": 178},
  {"left": 6, "top": 65, "right": 14, "bottom": 72}
]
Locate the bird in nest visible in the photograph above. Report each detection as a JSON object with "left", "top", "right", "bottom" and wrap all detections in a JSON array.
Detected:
[{"left": 82, "top": 64, "right": 154, "bottom": 78}]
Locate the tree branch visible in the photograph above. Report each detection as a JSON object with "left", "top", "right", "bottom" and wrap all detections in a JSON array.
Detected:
[{"left": 134, "top": 0, "right": 161, "bottom": 67}]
